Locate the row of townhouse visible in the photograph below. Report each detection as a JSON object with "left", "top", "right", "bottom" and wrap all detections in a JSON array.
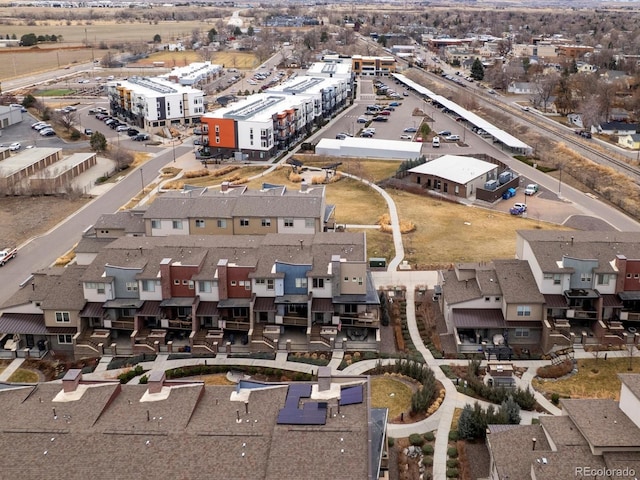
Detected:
[
  {"left": 198, "top": 74, "right": 350, "bottom": 161},
  {"left": 438, "top": 230, "right": 640, "bottom": 356},
  {"left": 106, "top": 76, "right": 205, "bottom": 132},
  {"left": 90, "top": 183, "right": 335, "bottom": 239},
  {"left": 0, "top": 233, "right": 380, "bottom": 359}
]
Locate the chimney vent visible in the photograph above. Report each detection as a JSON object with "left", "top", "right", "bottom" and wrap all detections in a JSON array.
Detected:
[
  {"left": 62, "top": 369, "right": 83, "bottom": 393},
  {"left": 148, "top": 371, "right": 166, "bottom": 394},
  {"left": 532, "top": 437, "right": 537, "bottom": 450},
  {"left": 317, "top": 366, "right": 331, "bottom": 391}
]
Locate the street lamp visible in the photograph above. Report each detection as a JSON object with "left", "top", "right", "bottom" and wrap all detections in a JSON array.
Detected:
[
  {"left": 557, "top": 163, "right": 563, "bottom": 196},
  {"left": 172, "top": 138, "right": 176, "bottom": 162}
]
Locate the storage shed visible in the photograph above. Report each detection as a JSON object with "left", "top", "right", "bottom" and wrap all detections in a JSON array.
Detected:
[{"left": 315, "top": 137, "right": 422, "bottom": 160}]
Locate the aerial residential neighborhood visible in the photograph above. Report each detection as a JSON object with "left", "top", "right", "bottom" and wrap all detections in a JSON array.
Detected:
[{"left": 2, "top": 2, "right": 640, "bottom": 479}]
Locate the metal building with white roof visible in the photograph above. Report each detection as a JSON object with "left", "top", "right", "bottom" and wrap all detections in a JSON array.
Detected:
[{"left": 315, "top": 137, "right": 423, "bottom": 160}]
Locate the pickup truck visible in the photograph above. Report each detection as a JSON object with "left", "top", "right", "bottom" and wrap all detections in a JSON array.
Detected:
[{"left": 0, "top": 247, "right": 17, "bottom": 266}]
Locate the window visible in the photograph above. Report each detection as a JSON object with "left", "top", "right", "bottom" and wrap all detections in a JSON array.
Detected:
[
  {"left": 580, "top": 273, "right": 592, "bottom": 282},
  {"left": 358, "top": 277, "right": 363, "bottom": 285},
  {"left": 142, "top": 280, "right": 155, "bottom": 292},
  {"left": 217, "top": 219, "right": 227, "bottom": 228},
  {"left": 514, "top": 328, "right": 530, "bottom": 338},
  {"left": 344, "top": 304, "right": 357, "bottom": 314},
  {"left": 231, "top": 281, "right": 237, "bottom": 286},
  {"left": 198, "top": 281, "right": 212, "bottom": 293},
  {"left": 553, "top": 274, "right": 561, "bottom": 285},
  {"left": 305, "top": 218, "right": 314, "bottom": 229},
  {"left": 255, "top": 279, "right": 265, "bottom": 285},
  {"left": 295, "top": 278, "right": 308, "bottom": 288},
  {"left": 188, "top": 280, "right": 195, "bottom": 290},
  {"left": 126, "top": 281, "right": 138, "bottom": 292},
  {"left": 627, "top": 273, "right": 633, "bottom": 278},
  {"left": 97, "top": 283, "right": 105, "bottom": 294},
  {"left": 517, "top": 306, "right": 531, "bottom": 317},
  {"left": 313, "top": 278, "right": 324, "bottom": 288},
  {"left": 86, "top": 282, "right": 97, "bottom": 289},
  {"left": 261, "top": 218, "right": 271, "bottom": 227},
  {"left": 245, "top": 282, "right": 251, "bottom": 291},
  {"left": 195, "top": 219, "right": 205, "bottom": 228},
  {"left": 172, "top": 220, "right": 183, "bottom": 230},
  {"left": 55, "top": 312, "right": 70, "bottom": 323},
  {"left": 596, "top": 274, "right": 610, "bottom": 285},
  {"left": 266, "top": 279, "right": 274, "bottom": 290},
  {"left": 174, "top": 279, "right": 180, "bottom": 285},
  {"left": 240, "top": 219, "right": 249, "bottom": 227},
  {"left": 485, "top": 297, "right": 491, "bottom": 302},
  {"left": 58, "top": 334, "right": 73, "bottom": 344},
  {"left": 151, "top": 219, "right": 161, "bottom": 229},
  {"left": 233, "top": 307, "right": 248, "bottom": 318},
  {"left": 182, "top": 280, "right": 189, "bottom": 286},
  {"left": 344, "top": 276, "right": 349, "bottom": 282},
  {"left": 543, "top": 273, "right": 552, "bottom": 280},
  {"left": 284, "top": 218, "right": 294, "bottom": 227},
  {"left": 495, "top": 297, "right": 501, "bottom": 302}
]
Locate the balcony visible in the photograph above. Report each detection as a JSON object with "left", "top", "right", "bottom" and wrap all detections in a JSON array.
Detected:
[
  {"left": 280, "top": 315, "right": 308, "bottom": 327},
  {"left": 224, "top": 319, "right": 250, "bottom": 331}
]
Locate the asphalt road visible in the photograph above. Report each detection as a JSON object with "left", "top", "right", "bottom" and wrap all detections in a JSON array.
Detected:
[{"left": 0, "top": 144, "right": 192, "bottom": 306}]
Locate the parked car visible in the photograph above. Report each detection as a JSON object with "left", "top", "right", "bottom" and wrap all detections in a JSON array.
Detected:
[
  {"left": 34, "top": 123, "right": 51, "bottom": 131},
  {"left": 509, "top": 202, "right": 528, "bottom": 215},
  {"left": 383, "top": 106, "right": 395, "bottom": 111},
  {"left": 379, "top": 110, "right": 391, "bottom": 116},
  {"left": 9, "top": 142, "right": 20, "bottom": 151},
  {"left": 127, "top": 128, "right": 140, "bottom": 136},
  {"left": 400, "top": 134, "right": 412, "bottom": 140},
  {"left": 415, "top": 136, "right": 423, "bottom": 143},
  {"left": 389, "top": 101, "right": 400, "bottom": 107},
  {"left": 40, "top": 128, "right": 56, "bottom": 136},
  {"left": 445, "top": 134, "right": 460, "bottom": 141},
  {"left": 361, "top": 131, "right": 374, "bottom": 138},
  {"left": 357, "top": 116, "right": 368, "bottom": 123},
  {"left": 403, "top": 127, "right": 418, "bottom": 133},
  {"left": 524, "top": 184, "right": 539, "bottom": 196},
  {"left": 438, "top": 130, "right": 451, "bottom": 136},
  {"left": 432, "top": 136, "right": 440, "bottom": 147},
  {"left": 133, "top": 133, "right": 150, "bottom": 141},
  {"left": 84, "top": 128, "right": 93, "bottom": 135},
  {"left": 403, "top": 91, "right": 409, "bottom": 96},
  {"left": 372, "top": 116, "right": 388, "bottom": 122}
]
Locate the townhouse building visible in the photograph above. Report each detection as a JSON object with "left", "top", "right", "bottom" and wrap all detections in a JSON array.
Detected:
[
  {"left": 438, "top": 230, "right": 640, "bottom": 356},
  {"left": 157, "top": 61, "right": 223, "bottom": 87},
  {"left": 106, "top": 76, "right": 205, "bottom": 132},
  {"left": 487, "top": 373, "right": 640, "bottom": 480},
  {"left": 350, "top": 55, "right": 397, "bottom": 76},
  {"left": 0, "top": 368, "right": 388, "bottom": 479},
  {"left": 0, "top": 233, "right": 380, "bottom": 359},
  {"left": 141, "top": 183, "right": 335, "bottom": 236}
]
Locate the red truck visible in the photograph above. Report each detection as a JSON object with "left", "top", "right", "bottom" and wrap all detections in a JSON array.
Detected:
[{"left": 0, "top": 247, "right": 17, "bottom": 266}]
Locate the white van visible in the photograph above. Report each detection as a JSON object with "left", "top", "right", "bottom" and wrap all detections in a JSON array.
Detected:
[{"left": 432, "top": 136, "right": 440, "bottom": 148}]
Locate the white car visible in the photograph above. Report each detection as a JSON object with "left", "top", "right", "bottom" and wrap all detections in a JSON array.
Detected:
[
  {"left": 116, "top": 125, "right": 129, "bottom": 132},
  {"left": 445, "top": 134, "right": 460, "bottom": 141},
  {"left": 400, "top": 134, "right": 412, "bottom": 140},
  {"left": 9, "top": 142, "right": 20, "bottom": 151}
]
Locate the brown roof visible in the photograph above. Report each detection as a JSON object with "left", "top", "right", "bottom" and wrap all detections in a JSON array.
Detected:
[
  {"left": 253, "top": 297, "right": 276, "bottom": 312},
  {"left": 0, "top": 313, "right": 47, "bottom": 335},
  {"left": 93, "top": 210, "right": 146, "bottom": 235},
  {"left": 441, "top": 269, "right": 482, "bottom": 305},
  {"left": 487, "top": 424, "right": 550, "bottom": 480},
  {"left": 452, "top": 309, "right": 505, "bottom": 328},
  {"left": 0, "top": 377, "right": 374, "bottom": 480}
]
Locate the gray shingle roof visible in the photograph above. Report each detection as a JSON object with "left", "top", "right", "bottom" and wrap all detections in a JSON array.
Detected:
[
  {"left": 143, "top": 185, "right": 326, "bottom": 220},
  {"left": 0, "top": 378, "right": 373, "bottom": 479},
  {"left": 93, "top": 210, "right": 146, "bottom": 235},
  {"left": 494, "top": 259, "right": 545, "bottom": 304},
  {"left": 619, "top": 373, "right": 640, "bottom": 400},
  {"left": 517, "top": 230, "right": 640, "bottom": 274},
  {"left": 561, "top": 398, "right": 640, "bottom": 449}
]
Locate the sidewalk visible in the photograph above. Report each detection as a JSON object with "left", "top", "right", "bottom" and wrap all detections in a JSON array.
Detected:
[{"left": 0, "top": 358, "right": 25, "bottom": 382}]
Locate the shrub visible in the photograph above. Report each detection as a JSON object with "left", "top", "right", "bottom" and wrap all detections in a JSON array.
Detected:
[
  {"left": 423, "top": 431, "right": 435, "bottom": 442},
  {"left": 388, "top": 437, "right": 395, "bottom": 447},
  {"left": 409, "top": 433, "right": 424, "bottom": 446},
  {"left": 422, "top": 444, "right": 434, "bottom": 455},
  {"left": 551, "top": 393, "right": 560, "bottom": 405},
  {"left": 448, "top": 431, "right": 459, "bottom": 442},
  {"left": 536, "top": 359, "right": 573, "bottom": 379},
  {"left": 447, "top": 447, "right": 458, "bottom": 458},
  {"left": 139, "top": 374, "right": 149, "bottom": 384},
  {"left": 447, "top": 459, "right": 458, "bottom": 468},
  {"left": 422, "top": 456, "right": 433, "bottom": 466},
  {"left": 446, "top": 468, "right": 459, "bottom": 478}
]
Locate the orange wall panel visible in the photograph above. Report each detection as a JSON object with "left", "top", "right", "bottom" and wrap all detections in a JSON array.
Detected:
[{"left": 202, "top": 117, "right": 237, "bottom": 149}]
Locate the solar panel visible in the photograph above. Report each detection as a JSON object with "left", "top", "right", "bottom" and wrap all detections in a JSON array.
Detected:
[
  {"left": 340, "top": 385, "right": 363, "bottom": 406},
  {"left": 277, "top": 384, "right": 327, "bottom": 425}
]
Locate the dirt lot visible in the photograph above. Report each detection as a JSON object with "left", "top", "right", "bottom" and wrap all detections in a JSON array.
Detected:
[{"left": 0, "top": 195, "right": 89, "bottom": 248}]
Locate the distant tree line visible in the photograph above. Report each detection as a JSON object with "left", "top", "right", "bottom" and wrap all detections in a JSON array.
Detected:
[{"left": 19, "top": 33, "right": 60, "bottom": 46}]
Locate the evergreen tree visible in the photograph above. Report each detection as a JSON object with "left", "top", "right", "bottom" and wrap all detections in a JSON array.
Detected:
[
  {"left": 471, "top": 58, "right": 485, "bottom": 81},
  {"left": 90, "top": 131, "right": 108, "bottom": 153},
  {"left": 500, "top": 395, "right": 522, "bottom": 424}
]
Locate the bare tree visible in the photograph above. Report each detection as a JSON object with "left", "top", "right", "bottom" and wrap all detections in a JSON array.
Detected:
[
  {"left": 56, "top": 110, "right": 77, "bottom": 133},
  {"left": 531, "top": 72, "right": 559, "bottom": 112}
]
